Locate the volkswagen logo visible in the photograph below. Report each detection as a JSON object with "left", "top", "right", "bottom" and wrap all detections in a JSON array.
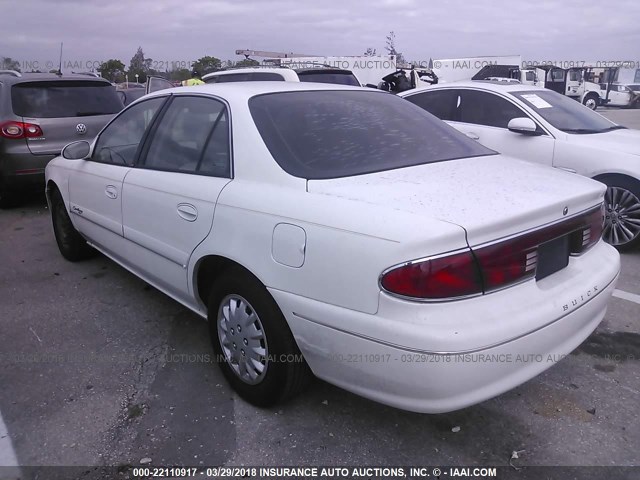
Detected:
[
  {"left": 76, "top": 123, "right": 87, "bottom": 135},
  {"left": 563, "top": 206, "right": 569, "bottom": 216}
]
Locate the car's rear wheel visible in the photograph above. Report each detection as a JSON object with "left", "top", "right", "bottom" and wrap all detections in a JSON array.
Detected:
[
  {"left": 208, "top": 267, "right": 311, "bottom": 406},
  {"left": 583, "top": 94, "right": 599, "bottom": 110},
  {"left": 50, "top": 188, "right": 96, "bottom": 261},
  {"left": 599, "top": 176, "right": 640, "bottom": 250}
]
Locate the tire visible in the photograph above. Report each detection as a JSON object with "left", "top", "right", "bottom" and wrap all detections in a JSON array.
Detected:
[
  {"left": 208, "top": 267, "right": 311, "bottom": 406},
  {"left": 50, "top": 188, "right": 96, "bottom": 261},
  {"left": 597, "top": 175, "right": 640, "bottom": 251},
  {"left": 583, "top": 94, "right": 598, "bottom": 110},
  {"left": 0, "top": 192, "right": 18, "bottom": 209}
]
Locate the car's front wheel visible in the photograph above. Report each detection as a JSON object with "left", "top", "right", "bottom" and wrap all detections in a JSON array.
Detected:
[
  {"left": 583, "top": 94, "right": 599, "bottom": 110},
  {"left": 208, "top": 267, "right": 311, "bottom": 406},
  {"left": 599, "top": 176, "right": 640, "bottom": 250},
  {"left": 50, "top": 188, "right": 96, "bottom": 261}
]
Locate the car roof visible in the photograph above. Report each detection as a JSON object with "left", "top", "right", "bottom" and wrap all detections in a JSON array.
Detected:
[
  {"left": 401, "top": 80, "right": 546, "bottom": 96},
  {"left": 202, "top": 68, "right": 297, "bottom": 80},
  {"left": 145, "top": 81, "right": 383, "bottom": 102},
  {"left": 0, "top": 72, "right": 112, "bottom": 85}
]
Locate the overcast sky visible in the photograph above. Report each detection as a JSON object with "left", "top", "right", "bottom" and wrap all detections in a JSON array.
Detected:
[{"left": 1, "top": 0, "right": 639, "bottom": 71}]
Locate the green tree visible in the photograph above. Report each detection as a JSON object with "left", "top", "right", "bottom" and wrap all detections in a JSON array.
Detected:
[
  {"left": 1, "top": 56, "right": 21, "bottom": 72},
  {"left": 168, "top": 68, "right": 191, "bottom": 82},
  {"left": 98, "top": 59, "right": 126, "bottom": 82},
  {"left": 128, "top": 47, "right": 151, "bottom": 83},
  {"left": 192, "top": 56, "right": 222, "bottom": 74},
  {"left": 233, "top": 58, "right": 260, "bottom": 67},
  {"left": 385, "top": 31, "right": 405, "bottom": 65},
  {"left": 364, "top": 47, "right": 377, "bottom": 57}
]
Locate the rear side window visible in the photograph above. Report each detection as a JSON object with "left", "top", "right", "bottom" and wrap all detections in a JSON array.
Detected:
[
  {"left": 249, "top": 91, "right": 494, "bottom": 180},
  {"left": 404, "top": 89, "right": 458, "bottom": 121},
  {"left": 296, "top": 71, "right": 360, "bottom": 86},
  {"left": 634, "top": 69, "right": 640, "bottom": 83},
  {"left": 215, "top": 73, "right": 251, "bottom": 83},
  {"left": 458, "top": 90, "right": 527, "bottom": 128},
  {"left": 251, "top": 73, "right": 285, "bottom": 81},
  {"left": 11, "top": 81, "right": 123, "bottom": 118}
]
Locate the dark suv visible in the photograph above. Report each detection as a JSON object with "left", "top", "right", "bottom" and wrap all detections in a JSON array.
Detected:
[{"left": 0, "top": 71, "right": 123, "bottom": 206}]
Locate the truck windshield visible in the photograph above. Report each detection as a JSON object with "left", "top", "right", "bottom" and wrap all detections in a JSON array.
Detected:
[
  {"left": 512, "top": 90, "right": 623, "bottom": 134},
  {"left": 249, "top": 90, "right": 495, "bottom": 180}
]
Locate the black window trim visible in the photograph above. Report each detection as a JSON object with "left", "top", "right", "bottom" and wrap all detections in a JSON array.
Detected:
[
  {"left": 89, "top": 95, "right": 171, "bottom": 167},
  {"left": 404, "top": 87, "right": 555, "bottom": 138},
  {"left": 136, "top": 93, "right": 234, "bottom": 179}
]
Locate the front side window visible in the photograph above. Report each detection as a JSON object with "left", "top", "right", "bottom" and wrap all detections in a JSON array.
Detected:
[
  {"left": 93, "top": 96, "right": 166, "bottom": 165},
  {"left": 249, "top": 90, "right": 494, "bottom": 180},
  {"left": 142, "top": 96, "right": 230, "bottom": 177},
  {"left": 404, "top": 89, "right": 458, "bottom": 121},
  {"left": 457, "top": 90, "right": 528, "bottom": 129}
]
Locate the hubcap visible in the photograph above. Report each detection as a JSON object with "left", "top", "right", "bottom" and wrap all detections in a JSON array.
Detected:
[
  {"left": 217, "top": 294, "right": 268, "bottom": 385},
  {"left": 603, "top": 186, "right": 640, "bottom": 246},
  {"left": 585, "top": 98, "right": 596, "bottom": 109}
]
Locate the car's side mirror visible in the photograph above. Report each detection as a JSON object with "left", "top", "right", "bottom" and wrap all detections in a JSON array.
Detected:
[
  {"left": 507, "top": 117, "right": 541, "bottom": 136},
  {"left": 62, "top": 140, "right": 91, "bottom": 160}
]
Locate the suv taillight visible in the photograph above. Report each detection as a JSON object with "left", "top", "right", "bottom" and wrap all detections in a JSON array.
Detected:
[
  {"left": 380, "top": 205, "right": 604, "bottom": 301},
  {"left": 0, "top": 121, "right": 43, "bottom": 139}
]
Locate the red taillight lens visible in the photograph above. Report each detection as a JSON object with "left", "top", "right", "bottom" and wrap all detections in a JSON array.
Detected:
[
  {"left": 380, "top": 250, "right": 483, "bottom": 300},
  {"left": 0, "top": 121, "right": 43, "bottom": 139},
  {"left": 572, "top": 204, "right": 604, "bottom": 254},
  {"left": 474, "top": 236, "right": 538, "bottom": 292},
  {"left": 381, "top": 205, "right": 604, "bottom": 301}
]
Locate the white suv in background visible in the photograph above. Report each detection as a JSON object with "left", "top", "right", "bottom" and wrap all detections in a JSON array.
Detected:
[{"left": 202, "top": 67, "right": 361, "bottom": 86}]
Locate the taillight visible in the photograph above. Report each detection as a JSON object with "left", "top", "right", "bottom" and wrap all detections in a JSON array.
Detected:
[
  {"left": 571, "top": 203, "right": 604, "bottom": 254},
  {"left": 380, "top": 249, "right": 483, "bottom": 300},
  {"left": 0, "top": 121, "right": 44, "bottom": 139},
  {"left": 381, "top": 204, "right": 604, "bottom": 301}
]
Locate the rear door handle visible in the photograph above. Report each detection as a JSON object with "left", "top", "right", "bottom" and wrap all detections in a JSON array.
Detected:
[
  {"left": 105, "top": 185, "right": 118, "bottom": 199},
  {"left": 465, "top": 132, "right": 480, "bottom": 140},
  {"left": 177, "top": 203, "right": 198, "bottom": 222}
]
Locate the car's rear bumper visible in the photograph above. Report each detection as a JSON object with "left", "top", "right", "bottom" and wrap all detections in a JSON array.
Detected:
[
  {"left": 271, "top": 241, "right": 620, "bottom": 413},
  {"left": 0, "top": 152, "right": 55, "bottom": 193}
]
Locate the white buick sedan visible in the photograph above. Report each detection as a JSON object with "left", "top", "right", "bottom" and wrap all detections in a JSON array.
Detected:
[
  {"left": 46, "top": 83, "right": 620, "bottom": 413},
  {"left": 400, "top": 82, "right": 640, "bottom": 250}
]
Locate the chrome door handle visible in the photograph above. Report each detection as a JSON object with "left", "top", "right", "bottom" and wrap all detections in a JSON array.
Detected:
[
  {"left": 105, "top": 185, "right": 118, "bottom": 199},
  {"left": 177, "top": 203, "right": 198, "bottom": 222},
  {"left": 465, "top": 132, "right": 480, "bottom": 140}
]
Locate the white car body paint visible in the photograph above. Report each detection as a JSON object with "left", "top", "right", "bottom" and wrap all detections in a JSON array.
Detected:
[
  {"left": 46, "top": 82, "right": 620, "bottom": 413},
  {"left": 400, "top": 82, "right": 640, "bottom": 181},
  {"left": 0, "top": 410, "right": 20, "bottom": 474}
]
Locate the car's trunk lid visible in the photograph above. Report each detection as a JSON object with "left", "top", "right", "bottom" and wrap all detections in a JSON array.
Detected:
[{"left": 307, "top": 155, "right": 605, "bottom": 247}]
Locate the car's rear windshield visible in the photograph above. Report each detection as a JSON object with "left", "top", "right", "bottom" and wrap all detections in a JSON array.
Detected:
[
  {"left": 249, "top": 90, "right": 495, "bottom": 180},
  {"left": 296, "top": 71, "right": 361, "bottom": 86},
  {"left": 12, "top": 81, "right": 123, "bottom": 118},
  {"left": 511, "top": 89, "right": 621, "bottom": 134}
]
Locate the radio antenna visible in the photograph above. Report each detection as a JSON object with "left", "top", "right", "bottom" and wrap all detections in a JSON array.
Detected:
[{"left": 57, "top": 42, "right": 63, "bottom": 75}]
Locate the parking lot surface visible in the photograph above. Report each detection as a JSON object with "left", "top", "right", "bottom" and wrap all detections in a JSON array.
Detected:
[{"left": 0, "top": 110, "right": 638, "bottom": 478}]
